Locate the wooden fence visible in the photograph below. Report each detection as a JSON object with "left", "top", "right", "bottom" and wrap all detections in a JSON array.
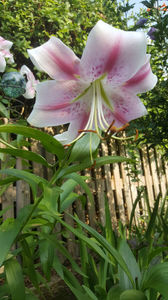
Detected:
[{"left": 1, "top": 138, "right": 168, "bottom": 231}]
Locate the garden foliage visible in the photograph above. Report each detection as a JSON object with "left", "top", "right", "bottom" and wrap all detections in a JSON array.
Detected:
[{"left": 0, "top": 0, "right": 168, "bottom": 300}]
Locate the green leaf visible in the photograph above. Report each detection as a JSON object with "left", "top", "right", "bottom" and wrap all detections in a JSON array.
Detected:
[
  {"left": 82, "top": 285, "right": 98, "bottom": 300},
  {"left": 0, "top": 147, "right": 51, "bottom": 167},
  {"left": 69, "top": 132, "right": 100, "bottom": 163},
  {"left": 61, "top": 266, "right": 86, "bottom": 299},
  {"left": 129, "top": 191, "right": 142, "bottom": 231},
  {"left": 145, "top": 193, "right": 161, "bottom": 242},
  {"left": 0, "top": 102, "right": 9, "bottom": 118},
  {"left": 40, "top": 232, "right": 84, "bottom": 277},
  {"left": 0, "top": 176, "right": 18, "bottom": 186},
  {"left": 54, "top": 214, "right": 135, "bottom": 287},
  {"left": 0, "top": 124, "right": 64, "bottom": 159},
  {"left": 39, "top": 239, "right": 54, "bottom": 280},
  {"left": 0, "top": 205, "right": 33, "bottom": 266},
  {"left": 57, "top": 156, "right": 132, "bottom": 179},
  {"left": 105, "top": 196, "right": 116, "bottom": 249},
  {"left": 53, "top": 255, "right": 64, "bottom": 279},
  {"left": 120, "top": 289, "right": 147, "bottom": 300},
  {"left": 5, "top": 257, "right": 25, "bottom": 300},
  {"left": 107, "top": 285, "right": 123, "bottom": 300},
  {"left": 25, "top": 293, "right": 39, "bottom": 300},
  {"left": 41, "top": 185, "right": 62, "bottom": 212},
  {"left": 118, "top": 239, "right": 141, "bottom": 290},
  {"left": 0, "top": 284, "right": 10, "bottom": 298},
  {"left": 71, "top": 215, "right": 135, "bottom": 288},
  {"left": 60, "top": 178, "right": 78, "bottom": 212},
  {"left": 21, "top": 239, "right": 39, "bottom": 290},
  {"left": 0, "top": 168, "right": 48, "bottom": 197},
  {"left": 0, "top": 205, "right": 13, "bottom": 217},
  {"left": 141, "top": 1, "right": 154, "bottom": 8},
  {"left": 141, "top": 262, "right": 168, "bottom": 298},
  {"left": 64, "top": 173, "right": 94, "bottom": 204},
  {"left": 60, "top": 192, "right": 78, "bottom": 213}
]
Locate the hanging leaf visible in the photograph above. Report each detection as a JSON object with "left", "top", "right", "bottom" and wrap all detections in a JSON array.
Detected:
[
  {"left": 0, "top": 147, "right": 51, "bottom": 167},
  {"left": 0, "top": 124, "right": 64, "bottom": 159},
  {"left": 5, "top": 257, "right": 25, "bottom": 300},
  {"left": 0, "top": 168, "right": 48, "bottom": 197},
  {"left": 69, "top": 133, "right": 100, "bottom": 163}
]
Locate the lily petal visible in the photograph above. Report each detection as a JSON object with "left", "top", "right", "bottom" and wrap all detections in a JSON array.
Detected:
[
  {"left": 20, "top": 65, "right": 39, "bottom": 99},
  {"left": 103, "top": 86, "right": 147, "bottom": 127},
  {"left": 124, "top": 55, "right": 157, "bottom": 93},
  {"left": 80, "top": 20, "right": 147, "bottom": 85},
  {"left": 0, "top": 55, "right": 6, "bottom": 72},
  {"left": 27, "top": 79, "right": 90, "bottom": 127},
  {"left": 0, "top": 37, "right": 13, "bottom": 50},
  {"left": 54, "top": 115, "right": 89, "bottom": 145},
  {"left": 28, "top": 37, "right": 80, "bottom": 80}
]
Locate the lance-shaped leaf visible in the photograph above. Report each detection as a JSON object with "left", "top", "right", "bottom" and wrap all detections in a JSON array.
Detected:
[
  {"left": 0, "top": 168, "right": 48, "bottom": 197},
  {"left": 0, "top": 147, "right": 51, "bottom": 167},
  {"left": 0, "top": 124, "right": 64, "bottom": 159}
]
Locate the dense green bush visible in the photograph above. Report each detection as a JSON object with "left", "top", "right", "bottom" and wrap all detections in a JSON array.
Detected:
[
  {"left": 128, "top": 1, "right": 168, "bottom": 156},
  {"left": 0, "top": 0, "right": 124, "bottom": 66}
]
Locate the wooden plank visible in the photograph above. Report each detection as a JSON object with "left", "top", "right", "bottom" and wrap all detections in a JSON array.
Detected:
[
  {"left": 156, "top": 151, "right": 167, "bottom": 198},
  {"left": 84, "top": 169, "right": 97, "bottom": 228},
  {"left": 124, "top": 144, "right": 139, "bottom": 226},
  {"left": 1, "top": 185, "right": 16, "bottom": 219},
  {"left": 119, "top": 142, "right": 134, "bottom": 224},
  {"left": 141, "top": 146, "right": 154, "bottom": 207},
  {"left": 163, "top": 159, "right": 168, "bottom": 188},
  {"left": 148, "top": 148, "right": 160, "bottom": 198},
  {"left": 16, "top": 158, "right": 30, "bottom": 216},
  {"left": 109, "top": 140, "right": 126, "bottom": 224},
  {"left": 136, "top": 148, "right": 146, "bottom": 215},
  {"left": 101, "top": 141, "right": 117, "bottom": 228}
]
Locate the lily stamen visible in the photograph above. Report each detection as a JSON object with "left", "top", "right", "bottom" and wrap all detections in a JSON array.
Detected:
[{"left": 78, "top": 129, "right": 97, "bottom": 133}]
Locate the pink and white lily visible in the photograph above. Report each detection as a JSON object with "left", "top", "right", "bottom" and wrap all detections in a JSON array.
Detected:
[
  {"left": 0, "top": 36, "right": 14, "bottom": 73},
  {"left": 20, "top": 65, "right": 39, "bottom": 99},
  {"left": 27, "top": 20, "right": 157, "bottom": 144}
]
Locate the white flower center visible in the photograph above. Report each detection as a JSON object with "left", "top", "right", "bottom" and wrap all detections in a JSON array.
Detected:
[{"left": 71, "top": 77, "right": 114, "bottom": 141}]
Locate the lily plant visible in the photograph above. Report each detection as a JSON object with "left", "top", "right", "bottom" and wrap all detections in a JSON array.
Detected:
[{"left": 27, "top": 20, "right": 157, "bottom": 144}]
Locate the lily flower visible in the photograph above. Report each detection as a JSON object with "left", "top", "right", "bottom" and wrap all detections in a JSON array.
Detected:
[
  {"left": 27, "top": 20, "right": 157, "bottom": 144},
  {"left": 0, "top": 36, "right": 14, "bottom": 73},
  {"left": 20, "top": 65, "right": 39, "bottom": 99}
]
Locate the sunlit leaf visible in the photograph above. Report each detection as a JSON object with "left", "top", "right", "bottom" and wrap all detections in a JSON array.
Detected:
[{"left": 0, "top": 124, "right": 64, "bottom": 159}]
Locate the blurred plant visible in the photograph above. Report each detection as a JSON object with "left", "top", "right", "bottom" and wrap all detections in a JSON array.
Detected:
[
  {"left": 127, "top": 0, "right": 168, "bottom": 157},
  {"left": 147, "top": 27, "right": 157, "bottom": 40}
]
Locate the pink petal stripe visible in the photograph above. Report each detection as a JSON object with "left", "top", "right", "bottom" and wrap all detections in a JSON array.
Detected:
[
  {"left": 27, "top": 101, "right": 88, "bottom": 128},
  {"left": 124, "top": 55, "right": 158, "bottom": 93},
  {"left": 80, "top": 20, "right": 147, "bottom": 84},
  {"left": 28, "top": 37, "right": 80, "bottom": 80},
  {"left": 32, "top": 79, "right": 88, "bottom": 109}
]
